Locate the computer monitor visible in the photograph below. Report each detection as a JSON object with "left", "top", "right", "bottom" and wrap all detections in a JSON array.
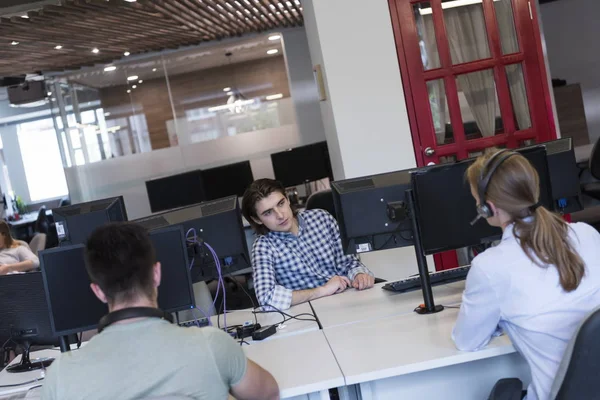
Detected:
[
  {"left": 41, "top": 245, "right": 108, "bottom": 337},
  {"left": 53, "top": 196, "right": 128, "bottom": 246},
  {"left": 332, "top": 169, "right": 414, "bottom": 254},
  {"left": 146, "top": 170, "right": 205, "bottom": 213},
  {"left": 0, "top": 272, "right": 56, "bottom": 372},
  {"left": 411, "top": 146, "right": 554, "bottom": 255},
  {"left": 271, "top": 141, "right": 333, "bottom": 187},
  {"left": 148, "top": 225, "right": 196, "bottom": 313},
  {"left": 41, "top": 227, "right": 196, "bottom": 337},
  {"left": 202, "top": 161, "right": 254, "bottom": 201},
  {"left": 134, "top": 196, "right": 249, "bottom": 282}
]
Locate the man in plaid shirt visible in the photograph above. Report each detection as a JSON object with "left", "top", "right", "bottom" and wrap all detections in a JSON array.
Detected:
[{"left": 242, "top": 179, "right": 374, "bottom": 310}]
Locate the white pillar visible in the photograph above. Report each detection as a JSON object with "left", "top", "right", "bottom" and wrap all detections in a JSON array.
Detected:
[
  {"left": 281, "top": 28, "right": 327, "bottom": 146},
  {"left": 302, "top": 0, "right": 417, "bottom": 180}
]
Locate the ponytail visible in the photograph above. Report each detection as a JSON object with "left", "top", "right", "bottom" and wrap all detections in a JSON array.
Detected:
[{"left": 513, "top": 207, "right": 585, "bottom": 292}]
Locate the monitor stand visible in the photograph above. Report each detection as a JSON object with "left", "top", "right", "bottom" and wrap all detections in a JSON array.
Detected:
[
  {"left": 6, "top": 340, "right": 54, "bottom": 373},
  {"left": 406, "top": 189, "right": 444, "bottom": 315}
]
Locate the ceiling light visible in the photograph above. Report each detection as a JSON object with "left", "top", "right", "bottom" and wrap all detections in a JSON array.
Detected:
[
  {"left": 125, "top": 0, "right": 137, "bottom": 2},
  {"left": 104, "top": 112, "right": 111, "bottom": 117},
  {"left": 127, "top": 75, "right": 139, "bottom": 81},
  {"left": 47, "top": 91, "right": 52, "bottom": 96},
  {"left": 266, "top": 93, "right": 283, "bottom": 101},
  {"left": 54, "top": 45, "right": 63, "bottom": 50},
  {"left": 267, "top": 49, "right": 279, "bottom": 55},
  {"left": 104, "top": 65, "right": 117, "bottom": 72},
  {"left": 268, "top": 35, "right": 281, "bottom": 41},
  {"left": 418, "top": 0, "right": 499, "bottom": 15},
  {"left": 152, "top": 68, "right": 157, "bottom": 72},
  {"left": 127, "top": 89, "right": 131, "bottom": 93},
  {"left": 21, "top": 15, "right": 29, "bottom": 19},
  {"left": 92, "top": 48, "right": 99, "bottom": 53},
  {"left": 226, "top": 91, "right": 234, "bottom": 96},
  {"left": 11, "top": 41, "right": 19, "bottom": 46},
  {"left": 138, "top": 80, "right": 143, "bottom": 84},
  {"left": 223, "top": 87, "right": 231, "bottom": 92},
  {"left": 124, "top": 51, "right": 130, "bottom": 56},
  {"left": 132, "top": 85, "right": 137, "bottom": 89}
]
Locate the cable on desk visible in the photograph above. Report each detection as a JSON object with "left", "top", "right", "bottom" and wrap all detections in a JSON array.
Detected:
[
  {"left": 227, "top": 273, "right": 258, "bottom": 326},
  {"left": 0, "top": 377, "right": 44, "bottom": 388},
  {"left": 253, "top": 304, "right": 318, "bottom": 331}
]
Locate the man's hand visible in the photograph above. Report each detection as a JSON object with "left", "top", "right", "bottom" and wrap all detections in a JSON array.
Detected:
[
  {"left": 352, "top": 273, "right": 375, "bottom": 290},
  {"left": 320, "top": 275, "right": 351, "bottom": 297}
]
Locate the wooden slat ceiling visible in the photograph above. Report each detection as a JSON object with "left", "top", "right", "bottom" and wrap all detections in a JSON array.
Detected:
[{"left": 0, "top": 0, "right": 303, "bottom": 77}]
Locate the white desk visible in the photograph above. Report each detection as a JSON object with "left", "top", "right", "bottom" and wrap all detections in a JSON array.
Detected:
[
  {"left": 310, "top": 280, "right": 464, "bottom": 329},
  {"left": 208, "top": 302, "right": 319, "bottom": 342},
  {"left": 575, "top": 143, "right": 594, "bottom": 164},
  {"left": 245, "top": 330, "right": 345, "bottom": 400},
  {"left": 323, "top": 307, "right": 531, "bottom": 400},
  {"left": 0, "top": 350, "right": 55, "bottom": 399}
]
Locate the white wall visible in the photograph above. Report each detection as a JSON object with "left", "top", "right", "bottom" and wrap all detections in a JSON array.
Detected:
[
  {"left": 303, "top": 0, "right": 417, "bottom": 181},
  {"left": 540, "top": 0, "right": 600, "bottom": 142},
  {"left": 65, "top": 123, "right": 322, "bottom": 220}
]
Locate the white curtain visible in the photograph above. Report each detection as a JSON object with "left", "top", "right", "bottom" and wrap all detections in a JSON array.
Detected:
[
  {"left": 495, "top": 0, "right": 532, "bottom": 130},
  {"left": 445, "top": 5, "right": 497, "bottom": 138}
]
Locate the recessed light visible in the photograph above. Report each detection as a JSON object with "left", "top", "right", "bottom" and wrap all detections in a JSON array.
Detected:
[
  {"left": 152, "top": 68, "right": 157, "bottom": 72},
  {"left": 11, "top": 41, "right": 19, "bottom": 46},
  {"left": 132, "top": 85, "right": 137, "bottom": 89},
  {"left": 127, "top": 75, "right": 139, "bottom": 81},
  {"left": 138, "top": 80, "right": 143, "bottom": 84},
  {"left": 104, "top": 65, "right": 117, "bottom": 72},
  {"left": 268, "top": 35, "right": 281, "bottom": 41},
  {"left": 223, "top": 87, "right": 231, "bottom": 92},
  {"left": 47, "top": 91, "right": 52, "bottom": 96},
  {"left": 266, "top": 93, "right": 283, "bottom": 100},
  {"left": 21, "top": 15, "right": 29, "bottom": 19},
  {"left": 124, "top": 51, "right": 130, "bottom": 56},
  {"left": 92, "top": 48, "right": 99, "bottom": 53},
  {"left": 54, "top": 45, "right": 63, "bottom": 50},
  {"left": 104, "top": 112, "right": 111, "bottom": 117},
  {"left": 127, "top": 89, "right": 131, "bottom": 93},
  {"left": 226, "top": 91, "right": 234, "bottom": 96},
  {"left": 125, "top": 0, "right": 137, "bottom": 2},
  {"left": 267, "top": 49, "right": 279, "bottom": 55}
]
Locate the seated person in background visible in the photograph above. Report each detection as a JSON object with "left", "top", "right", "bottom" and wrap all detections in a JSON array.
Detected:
[
  {"left": 242, "top": 179, "right": 375, "bottom": 310},
  {"left": 453, "top": 149, "right": 600, "bottom": 400},
  {"left": 0, "top": 221, "right": 39, "bottom": 275},
  {"left": 42, "top": 223, "right": 279, "bottom": 400}
]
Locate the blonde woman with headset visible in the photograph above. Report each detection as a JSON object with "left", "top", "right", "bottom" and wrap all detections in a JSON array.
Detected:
[{"left": 453, "top": 149, "right": 600, "bottom": 400}]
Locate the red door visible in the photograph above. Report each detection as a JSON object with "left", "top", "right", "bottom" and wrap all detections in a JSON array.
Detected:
[{"left": 389, "top": 0, "right": 557, "bottom": 269}]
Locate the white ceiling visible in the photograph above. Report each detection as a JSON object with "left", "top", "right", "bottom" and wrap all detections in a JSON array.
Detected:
[{"left": 64, "top": 33, "right": 285, "bottom": 89}]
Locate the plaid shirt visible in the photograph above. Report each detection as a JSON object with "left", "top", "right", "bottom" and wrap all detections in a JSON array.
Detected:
[{"left": 251, "top": 209, "right": 373, "bottom": 310}]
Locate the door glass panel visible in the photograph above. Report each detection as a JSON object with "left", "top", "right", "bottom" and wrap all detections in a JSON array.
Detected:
[
  {"left": 439, "top": 155, "right": 457, "bottom": 164},
  {"left": 495, "top": 0, "right": 520, "bottom": 54},
  {"left": 413, "top": 2, "right": 441, "bottom": 70},
  {"left": 426, "top": 79, "right": 452, "bottom": 145},
  {"left": 506, "top": 64, "right": 532, "bottom": 130},
  {"left": 443, "top": 0, "right": 491, "bottom": 65},
  {"left": 456, "top": 69, "right": 503, "bottom": 141}
]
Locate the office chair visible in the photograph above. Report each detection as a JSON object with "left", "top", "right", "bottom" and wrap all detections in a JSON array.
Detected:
[
  {"left": 488, "top": 307, "right": 600, "bottom": 400},
  {"left": 29, "top": 233, "right": 47, "bottom": 256},
  {"left": 581, "top": 137, "right": 600, "bottom": 201},
  {"left": 34, "top": 206, "right": 49, "bottom": 234},
  {"left": 306, "top": 189, "right": 337, "bottom": 219}
]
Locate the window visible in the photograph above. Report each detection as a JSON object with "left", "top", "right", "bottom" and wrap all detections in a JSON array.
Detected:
[{"left": 17, "top": 119, "right": 69, "bottom": 202}]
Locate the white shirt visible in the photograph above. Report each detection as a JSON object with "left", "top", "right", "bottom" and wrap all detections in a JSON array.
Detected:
[{"left": 452, "top": 222, "right": 600, "bottom": 400}]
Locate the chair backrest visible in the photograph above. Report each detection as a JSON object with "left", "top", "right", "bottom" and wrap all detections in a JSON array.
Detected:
[
  {"left": 35, "top": 206, "right": 49, "bottom": 234},
  {"left": 29, "top": 233, "right": 47, "bottom": 256},
  {"left": 551, "top": 307, "right": 600, "bottom": 400},
  {"left": 588, "top": 137, "right": 600, "bottom": 180},
  {"left": 305, "top": 189, "right": 337, "bottom": 219}
]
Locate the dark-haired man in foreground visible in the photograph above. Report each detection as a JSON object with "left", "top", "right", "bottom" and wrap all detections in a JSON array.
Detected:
[{"left": 42, "top": 222, "right": 279, "bottom": 400}]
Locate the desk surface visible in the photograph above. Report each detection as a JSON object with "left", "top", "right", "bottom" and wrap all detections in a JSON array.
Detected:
[
  {"left": 244, "top": 330, "right": 344, "bottom": 398},
  {"left": 310, "top": 280, "right": 465, "bottom": 329},
  {"left": 323, "top": 307, "right": 517, "bottom": 386},
  {"left": 0, "top": 350, "right": 55, "bottom": 398},
  {"left": 575, "top": 143, "right": 594, "bottom": 164},
  {"left": 208, "top": 302, "right": 319, "bottom": 342}
]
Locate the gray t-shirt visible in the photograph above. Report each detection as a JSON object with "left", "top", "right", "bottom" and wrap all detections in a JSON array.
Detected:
[
  {"left": 41, "top": 320, "right": 247, "bottom": 400},
  {"left": 0, "top": 245, "right": 39, "bottom": 268}
]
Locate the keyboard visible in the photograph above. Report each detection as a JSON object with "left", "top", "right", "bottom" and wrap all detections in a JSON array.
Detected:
[{"left": 382, "top": 266, "right": 471, "bottom": 293}]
